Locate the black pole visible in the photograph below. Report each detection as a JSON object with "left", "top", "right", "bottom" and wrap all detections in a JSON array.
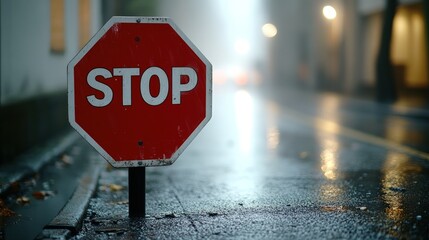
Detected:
[
  {"left": 375, "top": 0, "right": 398, "bottom": 103},
  {"left": 128, "top": 167, "right": 146, "bottom": 218}
]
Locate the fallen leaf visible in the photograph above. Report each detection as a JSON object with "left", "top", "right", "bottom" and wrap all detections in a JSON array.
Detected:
[
  {"left": 16, "top": 196, "right": 30, "bottom": 205},
  {"left": 32, "top": 190, "right": 55, "bottom": 200},
  {"left": 0, "top": 199, "right": 15, "bottom": 217},
  {"left": 61, "top": 154, "right": 74, "bottom": 165},
  {"left": 109, "top": 184, "right": 124, "bottom": 192},
  {"left": 321, "top": 205, "right": 346, "bottom": 212}
]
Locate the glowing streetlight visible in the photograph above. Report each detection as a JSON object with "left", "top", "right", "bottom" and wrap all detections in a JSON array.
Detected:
[
  {"left": 262, "top": 23, "right": 278, "bottom": 38},
  {"left": 323, "top": 5, "right": 337, "bottom": 20}
]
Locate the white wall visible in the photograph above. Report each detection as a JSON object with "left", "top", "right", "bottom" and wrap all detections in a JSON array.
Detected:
[{"left": 0, "top": 0, "right": 101, "bottom": 105}]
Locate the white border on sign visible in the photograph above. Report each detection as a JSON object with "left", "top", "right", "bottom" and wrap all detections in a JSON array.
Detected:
[{"left": 67, "top": 16, "right": 212, "bottom": 168}]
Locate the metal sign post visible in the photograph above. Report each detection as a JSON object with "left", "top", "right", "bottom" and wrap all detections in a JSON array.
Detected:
[{"left": 128, "top": 167, "right": 146, "bottom": 217}]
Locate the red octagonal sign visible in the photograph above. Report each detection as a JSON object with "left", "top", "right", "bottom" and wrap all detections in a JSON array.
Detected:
[{"left": 68, "top": 17, "right": 212, "bottom": 167}]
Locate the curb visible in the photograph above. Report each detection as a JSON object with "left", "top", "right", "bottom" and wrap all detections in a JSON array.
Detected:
[
  {"left": 0, "top": 131, "right": 79, "bottom": 196},
  {"left": 37, "top": 157, "right": 104, "bottom": 239}
]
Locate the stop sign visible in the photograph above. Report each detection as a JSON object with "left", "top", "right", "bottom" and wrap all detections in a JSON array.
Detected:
[{"left": 68, "top": 17, "right": 212, "bottom": 167}]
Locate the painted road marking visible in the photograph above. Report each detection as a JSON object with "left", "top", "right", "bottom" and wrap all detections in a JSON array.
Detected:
[{"left": 281, "top": 106, "right": 429, "bottom": 162}]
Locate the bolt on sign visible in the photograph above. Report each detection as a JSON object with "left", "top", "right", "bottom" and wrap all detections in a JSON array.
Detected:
[{"left": 68, "top": 17, "right": 212, "bottom": 167}]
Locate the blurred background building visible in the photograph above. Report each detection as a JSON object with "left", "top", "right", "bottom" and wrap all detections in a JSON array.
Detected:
[
  {"left": 1, "top": 0, "right": 429, "bottom": 163},
  {"left": 1, "top": 0, "right": 102, "bottom": 163}
]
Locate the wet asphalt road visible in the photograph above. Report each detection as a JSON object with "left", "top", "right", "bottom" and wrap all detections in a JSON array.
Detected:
[{"left": 68, "top": 83, "right": 429, "bottom": 239}]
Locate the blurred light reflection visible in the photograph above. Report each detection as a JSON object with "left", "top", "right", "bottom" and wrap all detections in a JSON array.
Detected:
[
  {"left": 319, "top": 137, "right": 342, "bottom": 203},
  {"left": 382, "top": 119, "right": 422, "bottom": 221},
  {"left": 385, "top": 118, "right": 408, "bottom": 144},
  {"left": 234, "top": 90, "right": 254, "bottom": 154},
  {"left": 382, "top": 152, "right": 421, "bottom": 221},
  {"left": 267, "top": 126, "right": 279, "bottom": 150},
  {"left": 229, "top": 89, "right": 260, "bottom": 200},
  {"left": 315, "top": 95, "right": 341, "bottom": 133},
  {"left": 320, "top": 138, "right": 339, "bottom": 180},
  {"left": 266, "top": 101, "right": 280, "bottom": 151}
]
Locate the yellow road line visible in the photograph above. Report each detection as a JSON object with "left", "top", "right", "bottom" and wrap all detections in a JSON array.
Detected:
[{"left": 282, "top": 107, "right": 429, "bottom": 162}]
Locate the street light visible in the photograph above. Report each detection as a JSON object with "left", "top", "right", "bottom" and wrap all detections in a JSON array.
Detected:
[
  {"left": 262, "top": 23, "right": 278, "bottom": 38},
  {"left": 323, "top": 5, "right": 337, "bottom": 20}
]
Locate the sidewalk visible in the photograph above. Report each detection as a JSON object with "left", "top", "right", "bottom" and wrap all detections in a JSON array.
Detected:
[
  {"left": 0, "top": 132, "right": 103, "bottom": 240},
  {"left": 0, "top": 131, "right": 79, "bottom": 196}
]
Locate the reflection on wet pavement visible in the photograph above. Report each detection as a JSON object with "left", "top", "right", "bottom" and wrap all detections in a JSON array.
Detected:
[
  {"left": 234, "top": 90, "right": 254, "bottom": 154},
  {"left": 319, "top": 138, "right": 339, "bottom": 180},
  {"left": 382, "top": 152, "right": 422, "bottom": 221},
  {"left": 266, "top": 102, "right": 280, "bottom": 152}
]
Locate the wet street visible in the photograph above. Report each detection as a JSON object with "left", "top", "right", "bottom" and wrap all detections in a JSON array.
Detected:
[{"left": 53, "top": 81, "right": 429, "bottom": 239}]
